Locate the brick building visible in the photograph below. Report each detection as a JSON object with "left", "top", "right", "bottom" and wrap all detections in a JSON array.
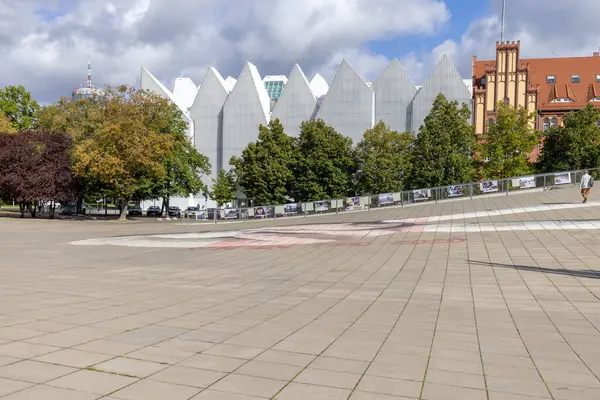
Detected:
[{"left": 472, "top": 41, "right": 600, "bottom": 160}]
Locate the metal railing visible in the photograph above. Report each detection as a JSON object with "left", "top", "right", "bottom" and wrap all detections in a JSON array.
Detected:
[{"left": 191, "top": 168, "right": 599, "bottom": 223}]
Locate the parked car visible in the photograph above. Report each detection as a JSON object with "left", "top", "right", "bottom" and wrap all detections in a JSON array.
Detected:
[
  {"left": 168, "top": 206, "right": 181, "bottom": 218},
  {"left": 59, "top": 204, "right": 77, "bottom": 216},
  {"left": 146, "top": 205, "right": 162, "bottom": 217},
  {"left": 127, "top": 205, "right": 143, "bottom": 216},
  {"left": 184, "top": 206, "right": 201, "bottom": 219}
]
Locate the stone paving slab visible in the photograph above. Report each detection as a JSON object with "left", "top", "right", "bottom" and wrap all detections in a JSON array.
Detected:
[{"left": 0, "top": 186, "right": 600, "bottom": 398}]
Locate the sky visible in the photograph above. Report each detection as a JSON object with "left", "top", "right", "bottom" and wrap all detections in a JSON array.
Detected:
[{"left": 1, "top": 0, "right": 599, "bottom": 104}]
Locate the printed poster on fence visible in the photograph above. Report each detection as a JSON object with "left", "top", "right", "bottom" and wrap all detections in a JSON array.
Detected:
[
  {"left": 480, "top": 180, "right": 499, "bottom": 193},
  {"left": 413, "top": 189, "right": 431, "bottom": 201},
  {"left": 284, "top": 203, "right": 298, "bottom": 214},
  {"left": 224, "top": 209, "right": 238, "bottom": 219},
  {"left": 446, "top": 185, "right": 463, "bottom": 197},
  {"left": 519, "top": 176, "right": 536, "bottom": 189},
  {"left": 254, "top": 206, "right": 269, "bottom": 218},
  {"left": 378, "top": 193, "right": 394, "bottom": 205},
  {"left": 554, "top": 172, "right": 571, "bottom": 185},
  {"left": 315, "top": 201, "right": 329, "bottom": 212}
]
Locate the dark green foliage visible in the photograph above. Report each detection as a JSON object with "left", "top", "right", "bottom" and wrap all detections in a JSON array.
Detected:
[
  {"left": 406, "top": 94, "right": 477, "bottom": 189},
  {"left": 229, "top": 119, "right": 294, "bottom": 205},
  {"left": 355, "top": 121, "right": 413, "bottom": 194},
  {"left": 149, "top": 104, "right": 210, "bottom": 213},
  {"left": 537, "top": 105, "right": 600, "bottom": 173},
  {"left": 481, "top": 102, "right": 538, "bottom": 179},
  {"left": 210, "top": 169, "right": 236, "bottom": 207},
  {"left": 290, "top": 120, "right": 357, "bottom": 201}
]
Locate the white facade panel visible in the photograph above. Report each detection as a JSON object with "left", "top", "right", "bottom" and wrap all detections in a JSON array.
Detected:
[
  {"left": 140, "top": 67, "right": 194, "bottom": 139},
  {"left": 224, "top": 77, "right": 237, "bottom": 92},
  {"left": 371, "top": 59, "right": 417, "bottom": 133},
  {"left": 221, "top": 62, "right": 270, "bottom": 168},
  {"left": 411, "top": 54, "right": 473, "bottom": 133},
  {"left": 189, "top": 67, "right": 229, "bottom": 189},
  {"left": 316, "top": 59, "right": 374, "bottom": 143},
  {"left": 310, "top": 73, "right": 329, "bottom": 98},
  {"left": 270, "top": 64, "right": 317, "bottom": 137},
  {"left": 173, "top": 77, "right": 198, "bottom": 111}
]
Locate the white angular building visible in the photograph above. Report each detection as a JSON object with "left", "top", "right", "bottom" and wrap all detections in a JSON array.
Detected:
[{"left": 141, "top": 55, "right": 472, "bottom": 206}]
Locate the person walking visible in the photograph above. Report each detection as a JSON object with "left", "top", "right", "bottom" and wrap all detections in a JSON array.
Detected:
[{"left": 580, "top": 171, "right": 594, "bottom": 203}]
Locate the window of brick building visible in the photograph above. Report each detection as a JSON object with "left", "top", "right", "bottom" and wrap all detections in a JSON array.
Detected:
[
  {"left": 543, "top": 118, "right": 550, "bottom": 131},
  {"left": 571, "top": 75, "right": 581, "bottom": 83},
  {"left": 546, "top": 75, "right": 556, "bottom": 84},
  {"left": 551, "top": 117, "right": 558, "bottom": 127},
  {"left": 596, "top": 74, "right": 600, "bottom": 82}
]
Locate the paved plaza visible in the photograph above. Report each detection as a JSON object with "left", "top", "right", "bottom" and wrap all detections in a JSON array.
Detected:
[{"left": 2, "top": 187, "right": 600, "bottom": 399}]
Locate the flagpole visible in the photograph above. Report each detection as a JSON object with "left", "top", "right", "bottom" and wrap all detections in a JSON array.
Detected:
[{"left": 501, "top": 0, "right": 506, "bottom": 42}]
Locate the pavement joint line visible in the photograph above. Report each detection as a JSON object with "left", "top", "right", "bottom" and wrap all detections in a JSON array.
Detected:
[
  {"left": 180, "top": 235, "right": 393, "bottom": 396},
  {"left": 466, "top": 227, "right": 490, "bottom": 399},
  {"left": 480, "top": 233, "right": 556, "bottom": 400},
  {"left": 2, "top": 187, "right": 600, "bottom": 399},
  {"left": 498, "top": 229, "right": 600, "bottom": 384},
  {"left": 268, "top": 232, "right": 408, "bottom": 398},
  {"left": 418, "top": 231, "right": 451, "bottom": 400}
]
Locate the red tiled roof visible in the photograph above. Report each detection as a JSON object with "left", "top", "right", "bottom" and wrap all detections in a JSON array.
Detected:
[{"left": 474, "top": 54, "right": 600, "bottom": 111}]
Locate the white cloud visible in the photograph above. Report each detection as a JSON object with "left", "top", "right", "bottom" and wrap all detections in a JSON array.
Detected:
[
  {"left": 3, "top": 0, "right": 597, "bottom": 105},
  {"left": 409, "top": 0, "right": 600, "bottom": 83},
  {"left": 0, "top": 0, "right": 449, "bottom": 103}
]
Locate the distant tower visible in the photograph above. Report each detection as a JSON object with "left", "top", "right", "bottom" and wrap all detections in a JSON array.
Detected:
[
  {"left": 72, "top": 55, "right": 105, "bottom": 101},
  {"left": 87, "top": 55, "right": 92, "bottom": 88}
]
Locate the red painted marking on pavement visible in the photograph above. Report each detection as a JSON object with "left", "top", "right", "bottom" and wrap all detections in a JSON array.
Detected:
[{"left": 188, "top": 238, "right": 465, "bottom": 251}]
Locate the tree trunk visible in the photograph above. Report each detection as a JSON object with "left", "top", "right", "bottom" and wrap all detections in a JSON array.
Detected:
[
  {"left": 19, "top": 201, "right": 25, "bottom": 218},
  {"left": 160, "top": 198, "right": 166, "bottom": 218},
  {"left": 119, "top": 199, "right": 128, "bottom": 221},
  {"left": 49, "top": 201, "right": 56, "bottom": 219},
  {"left": 28, "top": 202, "right": 37, "bottom": 218},
  {"left": 76, "top": 196, "right": 83, "bottom": 215},
  {"left": 165, "top": 197, "right": 170, "bottom": 218}
]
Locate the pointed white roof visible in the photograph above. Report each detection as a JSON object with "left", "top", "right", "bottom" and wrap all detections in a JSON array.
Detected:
[
  {"left": 224, "top": 76, "right": 237, "bottom": 92},
  {"left": 310, "top": 73, "right": 329, "bottom": 97},
  {"left": 286, "top": 64, "right": 315, "bottom": 98},
  {"left": 239, "top": 62, "right": 271, "bottom": 120},
  {"left": 206, "top": 67, "right": 228, "bottom": 88},
  {"left": 140, "top": 66, "right": 192, "bottom": 119},
  {"left": 190, "top": 67, "right": 229, "bottom": 116},
  {"left": 140, "top": 66, "right": 176, "bottom": 101},
  {"left": 172, "top": 77, "right": 197, "bottom": 110}
]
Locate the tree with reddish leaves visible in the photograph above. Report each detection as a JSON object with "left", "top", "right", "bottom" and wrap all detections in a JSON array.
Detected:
[{"left": 0, "top": 131, "right": 76, "bottom": 218}]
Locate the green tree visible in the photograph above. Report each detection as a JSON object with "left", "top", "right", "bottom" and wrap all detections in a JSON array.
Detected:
[
  {"left": 291, "top": 119, "right": 357, "bottom": 201},
  {"left": 38, "top": 87, "right": 198, "bottom": 219},
  {"left": 210, "top": 169, "right": 235, "bottom": 207},
  {"left": 148, "top": 106, "right": 210, "bottom": 215},
  {"left": 481, "top": 102, "right": 538, "bottom": 178},
  {"left": 537, "top": 104, "right": 600, "bottom": 173},
  {"left": 0, "top": 112, "right": 16, "bottom": 134},
  {"left": 230, "top": 119, "right": 294, "bottom": 205},
  {"left": 73, "top": 87, "right": 175, "bottom": 219},
  {"left": 37, "top": 96, "right": 108, "bottom": 211},
  {"left": 406, "top": 94, "right": 477, "bottom": 189},
  {"left": 355, "top": 121, "right": 413, "bottom": 194},
  {"left": 0, "top": 85, "right": 40, "bottom": 131}
]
